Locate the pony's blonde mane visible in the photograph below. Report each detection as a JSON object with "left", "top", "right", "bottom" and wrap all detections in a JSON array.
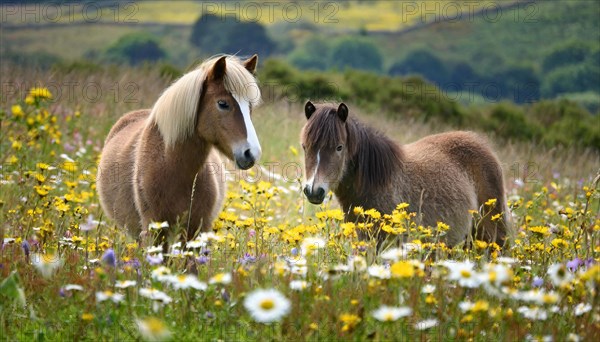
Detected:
[{"left": 150, "top": 55, "right": 261, "bottom": 148}]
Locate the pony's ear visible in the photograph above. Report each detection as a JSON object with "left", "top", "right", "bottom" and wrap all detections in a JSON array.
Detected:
[
  {"left": 305, "top": 101, "right": 316, "bottom": 120},
  {"left": 243, "top": 54, "right": 258, "bottom": 75},
  {"left": 337, "top": 103, "right": 348, "bottom": 122},
  {"left": 208, "top": 56, "right": 227, "bottom": 80}
]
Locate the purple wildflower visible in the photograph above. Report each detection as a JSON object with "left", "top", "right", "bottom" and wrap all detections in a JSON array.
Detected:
[
  {"left": 567, "top": 258, "right": 582, "bottom": 272},
  {"left": 532, "top": 276, "right": 544, "bottom": 287},
  {"left": 146, "top": 253, "right": 163, "bottom": 266},
  {"left": 101, "top": 248, "right": 116, "bottom": 267},
  {"left": 22, "top": 240, "right": 30, "bottom": 257},
  {"left": 196, "top": 255, "right": 209, "bottom": 265}
]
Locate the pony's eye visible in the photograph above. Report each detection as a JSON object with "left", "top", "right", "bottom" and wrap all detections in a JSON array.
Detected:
[
  {"left": 336, "top": 145, "right": 343, "bottom": 152},
  {"left": 301, "top": 144, "right": 306, "bottom": 150},
  {"left": 217, "top": 100, "right": 229, "bottom": 110}
]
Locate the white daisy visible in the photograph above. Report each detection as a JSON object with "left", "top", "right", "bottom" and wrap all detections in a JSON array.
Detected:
[
  {"left": 151, "top": 266, "right": 172, "bottom": 282},
  {"left": 379, "top": 247, "right": 407, "bottom": 261},
  {"left": 31, "top": 253, "right": 63, "bottom": 278},
  {"left": 300, "top": 236, "right": 326, "bottom": 256},
  {"left": 148, "top": 221, "right": 169, "bottom": 231},
  {"left": 63, "top": 284, "right": 84, "bottom": 291},
  {"left": 209, "top": 272, "right": 232, "bottom": 285},
  {"left": 367, "top": 264, "right": 391, "bottom": 279},
  {"left": 243, "top": 288, "right": 291, "bottom": 323},
  {"left": 115, "top": 280, "right": 137, "bottom": 289},
  {"left": 135, "top": 317, "right": 171, "bottom": 342},
  {"left": 96, "top": 290, "right": 125, "bottom": 303},
  {"left": 421, "top": 284, "right": 436, "bottom": 294},
  {"left": 517, "top": 306, "right": 548, "bottom": 320},
  {"left": 442, "top": 260, "right": 482, "bottom": 288},
  {"left": 168, "top": 274, "right": 207, "bottom": 291},
  {"left": 289, "top": 280, "right": 310, "bottom": 291},
  {"left": 414, "top": 318, "right": 439, "bottom": 330},
  {"left": 574, "top": 303, "right": 592, "bottom": 316},
  {"left": 371, "top": 305, "right": 412, "bottom": 322},
  {"left": 547, "top": 263, "right": 573, "bottom": 287},
  {"left": 139, "top": 288, "right": 173, "bottom": 305},
  {"left": 146, "top": 246, "right": 163, "bottom": 254}
]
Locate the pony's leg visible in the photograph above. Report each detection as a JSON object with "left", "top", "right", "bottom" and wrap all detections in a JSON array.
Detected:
[{"left": 473, "top": 162, "right": 509, "bottom": 247}]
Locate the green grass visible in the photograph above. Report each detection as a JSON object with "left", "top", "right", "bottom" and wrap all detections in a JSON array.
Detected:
[{"left": 1, "top": 63, "right": 599, "bottom": 341}]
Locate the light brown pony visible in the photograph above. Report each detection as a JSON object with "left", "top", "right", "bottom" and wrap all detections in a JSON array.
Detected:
[
  {"left": 300, "top": 102, "right": 511, "bottom": 247},
  {"left": 97, "top": 55, "right": 262, "bottom": 241}
]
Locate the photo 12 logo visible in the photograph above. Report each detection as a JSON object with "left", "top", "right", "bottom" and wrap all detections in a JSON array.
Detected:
[
  {"left": 1, "top": 2, "right": 138, "bottom": 24},
  {"left": 200, "top": 1, "right": 339, "bottom": 24}
]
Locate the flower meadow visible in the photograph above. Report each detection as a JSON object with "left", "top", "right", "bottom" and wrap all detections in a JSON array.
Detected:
[{"left": 1, "top": 87, "right": 599, "bottom": 341}]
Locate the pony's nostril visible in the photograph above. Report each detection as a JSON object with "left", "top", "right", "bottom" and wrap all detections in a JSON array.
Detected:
[
  {"left": 303, "top": 186, "right": 311, "bottom": 197},
  {"left": 244, "top": 149, "right": 253, "bottom": 161},
  {"left": 316, "top": 187, "right": 325, "bottom": 198}
]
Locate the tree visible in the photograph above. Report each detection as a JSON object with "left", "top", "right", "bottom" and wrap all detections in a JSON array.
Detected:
[
  {"left": 491, "top": 65, "right": 541, "bottom": 103},
  {"left": 542, "top": 41, "right": 593, "bottom": 73},
  {"left": 389, "top": 49, "right": 448, "bottom": 86},
  {"left": 330, "top": 38, "right": 383, "bottom": 73},
  {"left": 289, "top": 37, "right": 331, "bottom": 71},
  {"left": 190, "top": 14, "right": 276, "bottom": 57},
  {"left": 105, "top": 33, "right": 165, "bottom": 66}
]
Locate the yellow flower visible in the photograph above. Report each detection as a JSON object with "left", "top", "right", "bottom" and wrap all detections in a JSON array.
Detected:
[
  {"left": 551, "top": 238, "right": 568, "bottom": 249},
  {"left": 485, "top": 198, "right": 497, "bottom": 207},
  {"left": 11, "top": 140, "right": 22, "bottom": 150},
  {"left": 390, "top": 261, "right": 414, "bottom": 278},
  {"left": 471, "top": 300, "right": 489, "bottom": 313},
  {"left": 528, "top": 226, "right": 551, "bottom": 237},
  {"left": 289, "top": 146, "right": 299, "bottom": 156},
  {"left": 11, "top": 105, "right": 24, "bottom": 118},
  {"left": 136, "top": 317, "right": 171, "bottom": 341},
  {"left": 81, "top": 313, "right": 94, "bottom": 321},
  {"left": 339, "top": 313, "right": 361, "bottom": 332},
  {"left": 396, "top": 203, "right": 409, "bottom": 210},
  {"left": 491, "top": 213, "right": 502, "bottom": 221},
  {"left": 28, "top": 87, "right": 53, "bottom": 100},
  {"left": 364, "top": 209, "right": 381, "bottom": 219},
  {"left": 475, "top": 240, "right": 488, "bottom": 249}
]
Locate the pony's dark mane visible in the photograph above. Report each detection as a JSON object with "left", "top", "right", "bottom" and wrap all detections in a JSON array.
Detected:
[
  {"left": 348, "top": 117, "right": 404, "bottom": 193},
  {"left": 303, "top": 105, "right": 404, "bottom": 193}
]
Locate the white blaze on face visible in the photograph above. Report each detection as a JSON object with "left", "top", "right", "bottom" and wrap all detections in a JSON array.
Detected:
[
  {"left": 305, "top": 149, "right": 321, "bottom": 192},
  {"left": 233, "top": 94, "right": 261, "bottom": 160}
]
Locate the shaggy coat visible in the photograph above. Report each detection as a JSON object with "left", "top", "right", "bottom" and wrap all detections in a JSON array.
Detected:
[
  {"left": 97, "top": 55, "right": 261, "bottom": 240},
  {"left": 301, "top": 102, "right": 511, "bottom": 247}
]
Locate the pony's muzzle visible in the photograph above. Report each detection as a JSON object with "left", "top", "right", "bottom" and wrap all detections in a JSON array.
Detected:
[
  {"left": 303, "top": 185, "right": 325, "bottom": 204},
  {"left": 234, "top": 148, "right": 259, "bottom": 170}
]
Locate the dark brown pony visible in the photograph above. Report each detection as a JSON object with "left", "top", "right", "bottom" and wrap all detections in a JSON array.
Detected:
[
  {"left": 300, "top": 102, "right": 511, "bottom": 247},
  {"left": 97, "top": 55, "right": 262, "bottom": 241}
]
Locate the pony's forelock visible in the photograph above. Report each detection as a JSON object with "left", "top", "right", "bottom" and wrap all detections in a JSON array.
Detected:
[{"left": 150, "top": 55, "right": 261, "bottom": 148}]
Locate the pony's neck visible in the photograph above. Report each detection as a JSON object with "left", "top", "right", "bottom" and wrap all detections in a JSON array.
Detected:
[
  {"left": 165, "top": 133, "right": 212, "bottom": 178},
  {"left": 335, "top": 119, "right": 405, "bottom": 213}
]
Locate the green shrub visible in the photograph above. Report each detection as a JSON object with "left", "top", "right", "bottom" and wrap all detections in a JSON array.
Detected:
[
  {"left": 389, "top": 49, "right": 448, "bottom": 86},
  {"left": 105, "top": 33, "right": 166, "bottom": 66},
  {"left": 330, "top": 38, "right": 383, "bottom": 73},
  {"left": 541, "top": 63, "right": 600, "bottom": 98},
  {"left": 542, "top": 41, "right": 594, "bottom": 72},
  {"left": 484, "top": 103, "right": 541, "bottom": 141},
  {"left": 190, "top": 14, "right": 276, "bottom": 57}
]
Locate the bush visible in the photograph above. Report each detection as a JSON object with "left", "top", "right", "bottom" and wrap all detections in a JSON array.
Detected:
[
  {"left": 105, "top": 33, "right": 166, "bottom": 66},
  {"left": 389, "top": 50, "right": 448, "bottom": 86},
  {"left": 288, "top": 37, "right": 331, "bottom": 71},
  {"left": 484, "top": 103, "right": 541, "bottom": 141},
  {"left": 542, "top": 41, "right": 593, "bottom": 73},
  {"left": 489, "top": 65, "right": 541, "bottom": 103},
  {"left": 330, "top": 38, "right": 383, "bottom": 73},
  {"left": 190, "top": 14, "right": 276, "bottom": 57},
  {"left": 541, "top": 63, "right": 600, "bottom": 98}
]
